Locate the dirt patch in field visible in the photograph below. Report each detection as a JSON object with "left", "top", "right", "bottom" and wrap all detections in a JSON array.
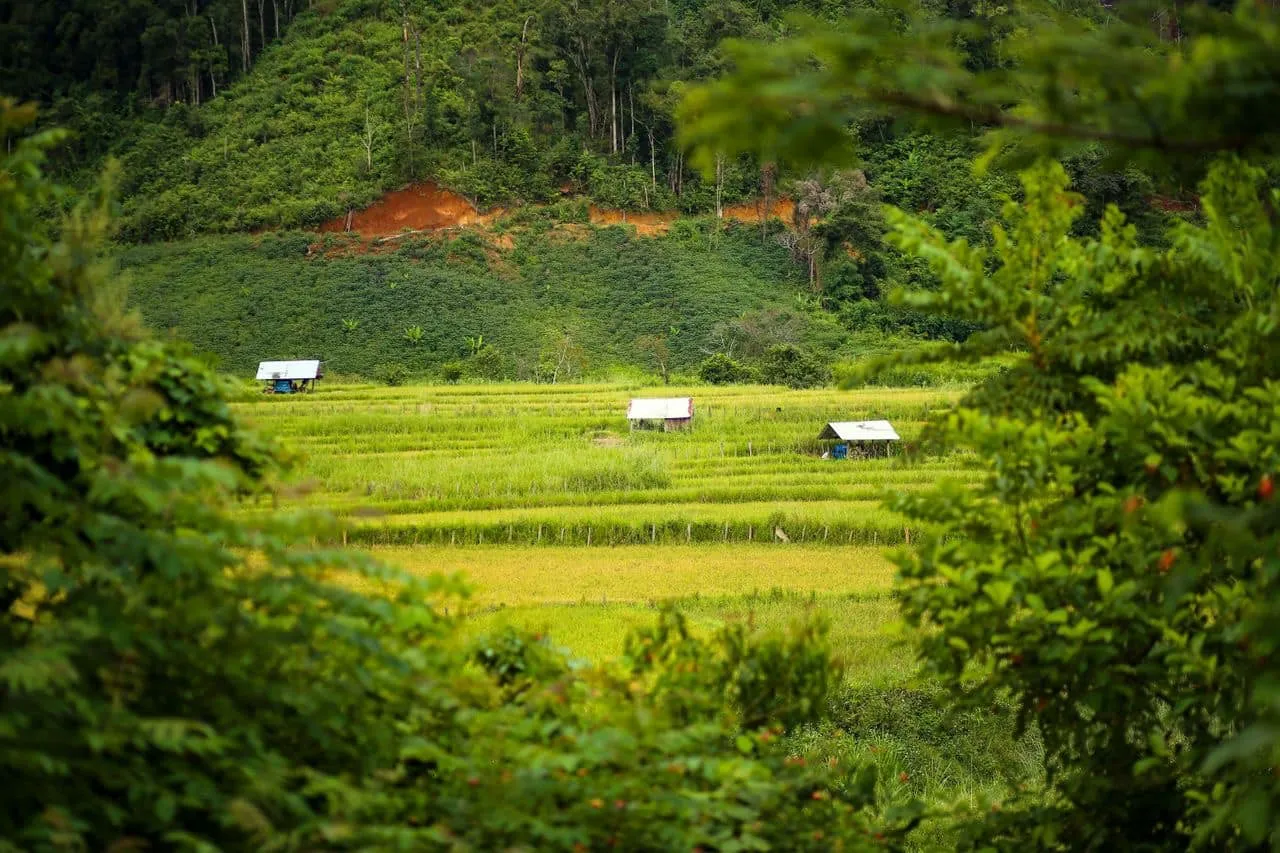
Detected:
[
  {"left": 320, "top": 183, "right": 500, "bottom": 237},
  {"left": 586, "top": 197, "right": 797, "bottom": 236},
  {"left": 588, "top": 206, "right": 675, "bottom": 236},
  {"left": 591, "top": 433, "right": 626, "bottom": 447},
  {"left": 317, "top": 181, "right": 798, "bottom": 243}
]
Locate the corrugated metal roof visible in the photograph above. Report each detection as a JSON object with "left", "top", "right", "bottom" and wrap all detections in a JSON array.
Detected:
[
  {"left": 627, "top": 397, "right": 694, "bottom": 420},
  {"left": 256, "top": 360, "right": 322, "bottom": 380},
  {"left": 819, "top": 420, "right": 900, "bottom": 441}
]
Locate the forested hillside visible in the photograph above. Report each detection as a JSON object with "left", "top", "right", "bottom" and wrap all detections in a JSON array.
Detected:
[
  {"left": 3, "top": 0, "right": 1172, "bottom": 379},
  {"left": 5, "top": 0, "right": 1161, "bottom": 237}
]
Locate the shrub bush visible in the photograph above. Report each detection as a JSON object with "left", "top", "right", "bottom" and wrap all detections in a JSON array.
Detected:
[
  {"left": 375, "top": 362, "right": 410, "bottom": 386},
  {"left": 440, "top": 359, "right": 465, "bottom": 383},
  {"left": 760, "top": 343, "right": 831, "bottom": 388},
  {"left": 698, "top": 352, "right": 758, "bottom": 384}
]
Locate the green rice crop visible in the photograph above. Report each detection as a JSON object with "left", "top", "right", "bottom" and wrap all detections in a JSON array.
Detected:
[{"left": 238, "top": 381, "right": 973, "bottom": 546}]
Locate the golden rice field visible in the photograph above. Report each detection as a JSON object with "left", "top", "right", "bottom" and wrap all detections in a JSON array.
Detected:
[{"left": 236, "top": 381, "right": 973, "bottom": 679}]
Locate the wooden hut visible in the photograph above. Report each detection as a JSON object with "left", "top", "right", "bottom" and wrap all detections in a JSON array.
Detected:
[
  {"left": 818, "top": 420, "right": 899, "bottom": 458},
  {"left": 257, "top": 359, "right": 324, "bottom": 394},
  {"left": 627, "top": 397, "right": 694, "bottom": 432}
]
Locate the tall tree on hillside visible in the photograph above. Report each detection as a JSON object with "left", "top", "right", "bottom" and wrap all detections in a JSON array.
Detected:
[
  {"left": 541, "top": 0, "right": 668, "bottom": 153},
  {"left": 241, "top": 0, "right": 251, "bottom": 72}
]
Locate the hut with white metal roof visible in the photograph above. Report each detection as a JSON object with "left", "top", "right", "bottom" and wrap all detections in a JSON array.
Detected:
[
  {"left": 627, "top": 397, "right": 694, "bottom": 432},
  {"left": 817, "top": 420, "right": 899, "bottom": 458},
  {"left": 256, "top": 359, "right": 324, "bottom": 394}
]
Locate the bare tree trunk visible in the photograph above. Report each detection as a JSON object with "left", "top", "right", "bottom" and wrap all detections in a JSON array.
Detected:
[
  {"left": 609, "top": 51, "right": 618, "bottom": 155},
  {"left": 648, "top": 126, "right": 656, "bottom": 192},
  {"left": 572, "top": 40, "right": 598, "bottom": 139},
  {"left": 715, "top": 152, "right": 724, "bottom": 219},
  {"left": 413, "top": 27, "right": 422, "bottom": 111},
  {"left": 258, "top": 0, "right": 266, "bottom": 51},
  {"left": 628, "top": 84, "right": 636, "bottom": 164},
  {"left": 209, "top": 14, "right": 220, "bottom": 96},
  {"left": 516, "top": 16, "right": 532, "bottom": 101},
  {"left": 273, "top": 0, "right": 280, "bottom": 39},
  {"left": 240, "top": 0, "right": 251, "bottom": 72}
]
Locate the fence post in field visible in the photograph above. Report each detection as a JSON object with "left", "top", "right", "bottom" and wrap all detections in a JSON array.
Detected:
[
  {"left": 748, "top": 525, "right": 753, "bottom": 541},
  {"left": 587, "top": 526, "right": 592, "bottom": 546},
  {"left": 651, "top": 523, "right": 656, "bottom": 543},
  {"left": 723, "top": 522, "right": 728, "bottom": 541},
  {"left": 538, "top": 524, "right": 543, "bottom": 543},
  {"left": 904, "top": 527, "right": 911, "bottom": 545},
  {"left": 686, "top": 523, "right": 692, "bottom": 542}
]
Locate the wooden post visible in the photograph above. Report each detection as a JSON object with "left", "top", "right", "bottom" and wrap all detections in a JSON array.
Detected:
[
  {"left": 651, "top": 523, "right": 656, "bottom": 543},
  {"left": 904, "top": 527, "right": 911, "bottom": 545},
  {"left": 686, "top": 523, "right": 692, "bottom": 542},
  {"left": 537, "top": 524, "right": 543, "bottom": 543},
  {"left": 587, "top": 526, "right": 592, "bottom": 546}
]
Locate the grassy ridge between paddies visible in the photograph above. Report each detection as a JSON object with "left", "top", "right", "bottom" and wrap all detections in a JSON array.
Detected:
[
  {"left": 343, "top": 544, "right": 904, "bottom": 679},
  {"left": 362, "top": 543, "right": 896, "bottom": 606}
]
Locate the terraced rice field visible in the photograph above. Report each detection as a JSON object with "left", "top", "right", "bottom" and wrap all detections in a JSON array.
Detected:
[{"left": 236, "top": 381, "right": 974, "bottom": 675}]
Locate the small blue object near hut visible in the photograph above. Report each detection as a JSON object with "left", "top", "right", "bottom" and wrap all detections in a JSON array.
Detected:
[
  {"left": 627, "top": 397, "right": 694, "bottom": 432},
  {"left": 257, "top": 360, "right": 324, "bottom": 394},
  {"left": 818, "top": 420, "right": 900, "bottom": 458}
]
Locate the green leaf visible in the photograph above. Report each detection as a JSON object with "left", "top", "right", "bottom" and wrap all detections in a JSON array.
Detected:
[{"left": 984, "top": 581, "right": 1014, "bottom": 607}]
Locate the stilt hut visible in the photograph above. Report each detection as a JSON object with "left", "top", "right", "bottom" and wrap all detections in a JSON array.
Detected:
[
  {"left": 818, "top": 420, "right": 899, "bottom": 458},
  {"left": 627, "top": 397, "right": 694, "bottom": 432},
  {"left": 257, "top": 359, "right": 324, "bottom": 394}
]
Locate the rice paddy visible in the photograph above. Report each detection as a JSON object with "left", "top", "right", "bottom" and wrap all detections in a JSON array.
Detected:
[{"left": 236, "top": 381, "right": 974, "bottom": 674}]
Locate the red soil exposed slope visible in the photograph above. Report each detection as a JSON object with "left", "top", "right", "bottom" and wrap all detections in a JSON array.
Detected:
[
  {"left": 321, "top": 181, "right": 796, "bottom": 240},
  {"left": 320, "top": 183, "right": 496, "bottom": 235}
]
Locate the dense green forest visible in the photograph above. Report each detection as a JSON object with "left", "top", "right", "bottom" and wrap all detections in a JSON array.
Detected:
[{"left": 5, "top": 0, "right": 1164, "bottom": 241}]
